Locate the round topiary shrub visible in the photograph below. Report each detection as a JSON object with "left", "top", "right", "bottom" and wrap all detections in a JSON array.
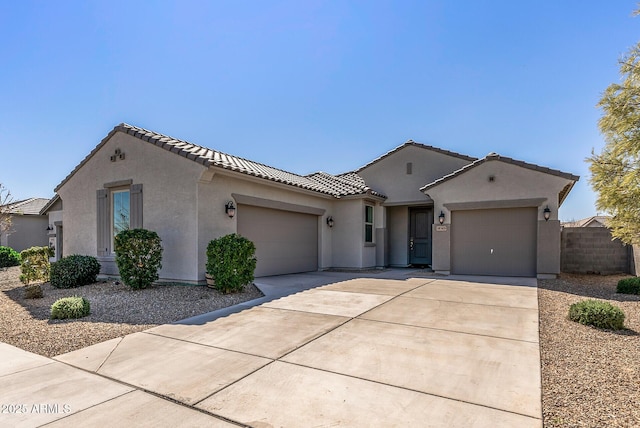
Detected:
[
  {"left": 50, "top": 296, "right": 90, "bottom": 319},
  {"left": 50, "top": 255, "right": 101, "bottom": 289},
  {"left": 0, "top": 246, "right": 21, "bottom": 268},
  {"left": 568, "top": 299, "right": 625, "bottom": 330},
  {"left": 206, "top": 233, "right": 257, "bottom": 294},
  {"left": 617, "top": 277, "right": 640, "bottom": 295},
  {"left": 114, "top": 228, "right": 163, "bottom": 289}
]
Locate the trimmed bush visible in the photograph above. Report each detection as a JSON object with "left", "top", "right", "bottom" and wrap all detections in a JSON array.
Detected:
[
  {"left": 24, "top": 284, "right": 43, "bottom": 299},
  {"left": 617, "top": 277, "right": 640, "bottom": 295},
  {"left": 19, "top": 246, "right": 53, "bottom": 285},
  {"left": 0, "top": 246, "right": 20, "bottom": 268},
  {"left": 51, "top": 296, "right": 90, "bottom": 319},
  {"left": 206, "top": 233, "right": 257, "bottom": 294},
  {"left": 568, "top": 299, "right": 625, "bottom": 330},
  {"left": 114, "top": 228, "right": 163, "bottom": 289},
  {"left": 50, "top": 255, "right": 101, "bottom": 289}
]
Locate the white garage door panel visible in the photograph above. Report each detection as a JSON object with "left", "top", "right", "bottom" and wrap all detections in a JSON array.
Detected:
[
  {"left": 237, "top": 205, "right": 318, "bottom": 277},
  {"left": 451, "top": 207, "right": 537, "bottom": 277}
]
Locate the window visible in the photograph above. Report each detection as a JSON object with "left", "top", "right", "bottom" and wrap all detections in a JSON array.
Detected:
[
  {"left": 365, "top": 205, "right": 374, "bottom": 243},
  {"left": 112, "top": 189, "right": 130, "bottom": 244},
  {"left": 97, "top": 183, "right": 142, "bottom": 256}
]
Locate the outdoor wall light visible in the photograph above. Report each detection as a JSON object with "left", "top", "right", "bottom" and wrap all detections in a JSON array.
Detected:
[
  {"left": 326, "top": 216, "right": 334, "bottom": 228},
  {"left": 46, "top": 225, "right": 53, "bottom": 231},
  {"left": 225, "top": 201, "right": 236, "bottom": 218},
  {"left": 543, "top": 206, "right": 551, "bottom": 221},
  {"left": 438, "top": 211, "right": 445, "bottom": 225}
]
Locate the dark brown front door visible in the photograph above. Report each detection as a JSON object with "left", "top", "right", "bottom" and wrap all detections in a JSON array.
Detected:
[{"left": 409, "top": 207, "right": 433, "bottom": 266}]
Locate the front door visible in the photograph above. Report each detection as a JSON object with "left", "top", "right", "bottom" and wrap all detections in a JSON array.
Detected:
[{"left": 409, "top": 207, "right": 433, "bottom": 266}]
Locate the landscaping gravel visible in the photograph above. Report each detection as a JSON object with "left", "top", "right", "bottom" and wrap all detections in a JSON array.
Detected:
[
  {"left": 0, "top": 266, "right": 263, "bottom": 358},
  {"left": 539, "top": 273, "right": 640, "bottom": 427}
]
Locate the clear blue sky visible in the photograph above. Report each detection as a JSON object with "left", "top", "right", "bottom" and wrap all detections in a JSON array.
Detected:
[{"left": 1, "top": 1, "right": 638, "bottom": 221}]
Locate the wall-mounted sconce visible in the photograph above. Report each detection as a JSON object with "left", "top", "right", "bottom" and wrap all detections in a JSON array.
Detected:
[
  {"left": 46, "top": 225, "right": 53, "bottom": 231},
  {"left": 225, "top": 201, "right": 236, "bottom": 218},
  {"left": 326, "top": 216, "right": 334, "bottom": 228},
  {"left": 543, "top": 206, "right": 551, "bottom": 222},
  {"left": 438, "top": 211, "right": 445, "bottom": 225}
]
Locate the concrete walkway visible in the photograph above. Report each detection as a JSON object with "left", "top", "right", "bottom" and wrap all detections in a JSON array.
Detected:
[{"left": 0, "top": 270, "right": 542, "bottom": 427}]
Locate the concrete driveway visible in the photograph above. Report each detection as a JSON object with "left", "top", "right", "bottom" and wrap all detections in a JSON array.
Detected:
[{"left": 0, "top": 271, "right": 542, "bottom": 427}]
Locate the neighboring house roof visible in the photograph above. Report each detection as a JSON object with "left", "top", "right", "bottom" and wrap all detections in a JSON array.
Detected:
[
  {"left": 562, "top": 215, "right": 610, "bottom": 228},
  {"left": 39, "top": 194, "right": 61, "bottom": 215},
  {"left": 54, "top": 124, "right": 386, "bottom": 199},
  {"left": 3, "top": 198, "right": 50, "bottom": 215},
  {"left": 420, "top": 152, "right": 580, "bottom": 205},
  {"left": 354, "top": 140, "right": 477, "bottom": 173}
]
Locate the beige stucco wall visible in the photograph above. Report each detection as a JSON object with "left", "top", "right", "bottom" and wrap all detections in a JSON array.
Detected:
[
  {"left": 424, "top": 160, "right": 572, "bottom": 277},
  {"left": 1, "top": 215, "right": 48, "bottom": 252},
  {"left": 57, "top": 132, "right": 207, "bottom": 281},
  {"left": 358, "top": 145, "right": 471, "bottom": 205},
  {"left": 196, "top": 171, "right": 337, "bottom": 279}
]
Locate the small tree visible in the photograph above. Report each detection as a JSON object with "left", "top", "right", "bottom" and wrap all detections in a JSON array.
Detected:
[
  {"left": 114, "top": 228, "right": 163, "bottom": 289},
  {"left": 588, "top": 9, "right": 640, "bottom": 245},
  {"left": 0, "top": 183, "right": 13, "bottom": 240},
  {"left": 206, "top": 234, "right": 256, "bottom": 294}
]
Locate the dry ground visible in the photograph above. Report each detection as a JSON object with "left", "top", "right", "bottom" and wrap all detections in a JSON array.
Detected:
[
  {"left": 0, "top": 266, "right": 262, "bottom": 357},
  {"left": 539, "top": 273, "right": 640, "bottom": 427}
]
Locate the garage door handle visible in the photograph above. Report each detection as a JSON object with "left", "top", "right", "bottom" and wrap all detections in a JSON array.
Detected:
[{"left": 410, "top": 238, "right": 414, "bottom": 251}]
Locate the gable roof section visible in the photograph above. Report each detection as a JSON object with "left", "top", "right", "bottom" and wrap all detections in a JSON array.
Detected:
[
  {"left": 4, "top": 198, "right": 50, "bottom": 215},
  {"left": 54, "top": 123, "right": 385, "bottom": 199},
  {"left": 420, "top": 153, "right": 580, "bottom": 205},
  {"left": 354, "top": 140, "right": 477, "bottom": 173},
  {"left": 306, "top": 172, "right": 385, "bottom": 198}
]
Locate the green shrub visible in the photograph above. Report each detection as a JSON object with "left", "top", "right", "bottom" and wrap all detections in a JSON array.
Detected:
[
  {"left": 51, "top": 296, "right": 90, "bottom": 319},
  {"left": 50, "top": 255, "right": 101, "bottom": 289},
  {"left": 114, "top": 228, "right": 163, "bottom": 289},
  {"left": 19, "top": 246, "right": 53, "bottom": 285},
  {"left": 206, "top": 233, "right": 257, "bottom": 294},
  {"left": 617, "top": 277, "right": 640, "bottom": 295},
  {"left": 568, "top": 299, "right": 625, "bottom": 330},
  {"left": 0, "top": 246, "right": 20, "bottom": 268}
]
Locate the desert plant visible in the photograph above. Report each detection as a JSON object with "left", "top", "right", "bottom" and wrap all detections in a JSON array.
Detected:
[
  {"left": 568, "top": 299, "right": 625, "bottom": 330},
  {"left": 206, "top": 233, "right": 256, "bottom": 294},
  {"left": 51, "top": 296, "right": 90, "bottom": 319},
  {"left": 19, "top": 246, "right": 53, "bottom": 285},
  {"left": 114, "top": 228, "right": 163, "bottom": 289},
  {"left": 0, "top": 246, "right": 20, "bottom": 268},
  {"left": 617, "top": 277, "right": 640, "bottom": 295},
  {"left": 24, "top": 284, "right": 43, "bottom": 299},
  {"left": 50, "top": 255, "right": 101, "bottom": 289}
]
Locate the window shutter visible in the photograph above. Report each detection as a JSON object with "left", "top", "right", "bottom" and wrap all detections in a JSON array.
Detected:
[
  {"left": 130, "top": 184, "right": 143, "bottom": 229},
  {"left": 96, "top": 189, "right": 109, "bottom": 256}
]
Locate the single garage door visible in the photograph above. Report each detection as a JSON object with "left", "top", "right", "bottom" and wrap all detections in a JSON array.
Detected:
[
  {"left": 451, "top": 207, "right": 537, "bottom": 277},
  {"left": 237, "top": 205, "right": 318, "bottom": 277}
]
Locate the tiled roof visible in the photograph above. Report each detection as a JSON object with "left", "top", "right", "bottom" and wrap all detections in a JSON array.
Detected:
[
  {"left": 3, "top": 198, "right": 50, "bottom": 215},
  {"left": 562, "top": 215, "right": 609, "bottom": 228},
  {"left": 354, "top": 140, "right": 477, "bottom": 173},
  {"left": 55, "top": 123, "right": 386, "bottom": 199},
  {"left": 306, "top": 172, "right": 386, "bottom": 198},
  {"left": 420, "top": 153, "right": 580, "bottom": 205}
]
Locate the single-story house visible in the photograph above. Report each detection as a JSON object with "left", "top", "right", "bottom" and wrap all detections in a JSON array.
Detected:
[
  {"left": 43, "top": 123, "right": 578, "bottom": 282},
  {"left": 1, "top": 198, "right": 50, "bottom": 252}
]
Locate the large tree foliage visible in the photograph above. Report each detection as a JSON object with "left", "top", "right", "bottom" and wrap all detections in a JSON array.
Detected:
[{"left": 589, "top": 40, "right": 640, "bottom": 245}]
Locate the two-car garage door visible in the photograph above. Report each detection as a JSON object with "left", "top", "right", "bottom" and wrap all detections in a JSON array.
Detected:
[
  {"left": 451, "top": 207, "right": 537, "bottom": 277},
  {"left": 237, "top": 205, "right": 318, "bottom": 277}
]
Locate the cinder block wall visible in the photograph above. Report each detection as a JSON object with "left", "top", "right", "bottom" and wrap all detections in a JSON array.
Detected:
[{"left": 561, "top": 227, "right": 631, "bottom": 274}]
